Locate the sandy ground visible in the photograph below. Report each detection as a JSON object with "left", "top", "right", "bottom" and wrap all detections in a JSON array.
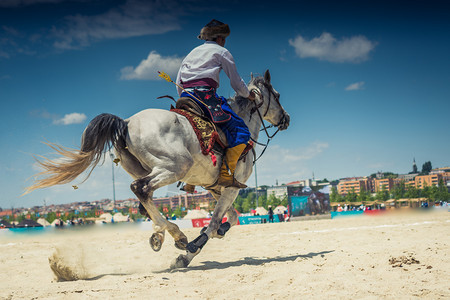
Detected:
[{"left": 0, "top": 209, "right": 448, "bottom": 299}]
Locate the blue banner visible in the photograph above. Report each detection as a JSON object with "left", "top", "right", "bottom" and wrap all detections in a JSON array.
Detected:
[
  {"left": 290, "top": 196, "right": 308, "bottom": 217},
  {"left": 330, "top": 211, "right": 364, "bottom": 219},
  {"left": 238, "top": 215, "right": 281, "bottom": 225}
]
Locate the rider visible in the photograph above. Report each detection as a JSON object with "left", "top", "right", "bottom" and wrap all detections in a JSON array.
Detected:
[{"left": 176, "top": 19, "right": 255, "bottom": 189}]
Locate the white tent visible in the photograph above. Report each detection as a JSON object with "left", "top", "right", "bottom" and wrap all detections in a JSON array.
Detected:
[
  {"left": 183, "top": 209, "right": 209, "bottom": 220},
  {"left": 98, "top": 213, "right": 113, "bottom": 223},
  {"left": 50, "top": 219, "right": 63, "bottom": 226},
  {"left": 254, "top": 207, "right": 268, "bottom": 215},
  {"left": 273, "top": 205, "right": 287, "bottom": 214},
  {"left": 37, "top": 218, "right": 50, "bottom": 227},
  {"left": 112, "top": 212, "right": 130, "bottom": 222}
]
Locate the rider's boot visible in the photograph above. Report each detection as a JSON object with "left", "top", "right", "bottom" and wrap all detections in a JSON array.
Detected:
[{"left": 217, "top": 144, "right": 247, "bottom": 189}]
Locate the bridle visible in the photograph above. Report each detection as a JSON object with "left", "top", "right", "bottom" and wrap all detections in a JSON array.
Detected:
[{"left": 248, "top": 81, "right": 287, "bottom": 163}]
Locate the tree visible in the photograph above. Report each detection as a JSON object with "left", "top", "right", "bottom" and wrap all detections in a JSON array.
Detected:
[
  {"left": 330, "top": 186, "right": 342, "bottom": 202},
  {"left": 233, "top": 195, "right": 244, "bottom": 213},
  {"left": 267, "top": 194, "right": 281, "bottom": 208},
  {"left": 344, "top": 188, "right": 358, "bottom": 202},
  {"left": 375, "top": 185, "right": 389, "bottom": 201},
  {"left": 405, "top": 185, "right": 420, "bottom": 198},
  {"left": 357, "top": 186, "right": 371, "bottom": 202},
  {"left": 437, "top": 178, "right": 450, "bottom": 202},
  {"left": 421, "top": 161, "right": 432, "bottom": 175},
  {"left": 391, "top": 181, "right": 406, "bottom": 200},
  {"left": 242, "top": 198, "right": 252, "bottom": 213}
]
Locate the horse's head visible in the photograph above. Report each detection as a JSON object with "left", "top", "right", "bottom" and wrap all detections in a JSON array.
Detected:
[{"left": 249, "top": 70, "right": 290, "bottom": 131}]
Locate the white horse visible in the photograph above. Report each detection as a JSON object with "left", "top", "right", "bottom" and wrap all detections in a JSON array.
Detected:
[{"left": 26, "top": 70, "right": 290, "bottom": 268}]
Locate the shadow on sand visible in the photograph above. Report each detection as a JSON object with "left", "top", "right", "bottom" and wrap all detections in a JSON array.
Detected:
[{"left": 164, "top": 250, "right": 334, "bottom": 273}]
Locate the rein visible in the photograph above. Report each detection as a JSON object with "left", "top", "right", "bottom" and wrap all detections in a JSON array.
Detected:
[{"left": 248, "top": 83, "right": 284, "bottom": 163}]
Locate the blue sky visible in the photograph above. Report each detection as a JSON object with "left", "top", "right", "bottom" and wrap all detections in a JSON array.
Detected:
[{"left": 1, "top": 0, "right": 449, "bottom": 209}]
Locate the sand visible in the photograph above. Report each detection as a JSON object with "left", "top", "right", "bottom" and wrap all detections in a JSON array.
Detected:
[{"left": 0, "top": 209, "right": 448, "bottom": 299}]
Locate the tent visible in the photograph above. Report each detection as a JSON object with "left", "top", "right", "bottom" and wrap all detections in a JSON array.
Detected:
[
  {"left": 98, "top": 213, "right": 114, "bottom": 223},
  {"left": 16, "top": 219, "right": 43, "bottom": 228},
  {"left": 273, "top": 205, "right": 287, "bottom": 214},
  {"left": 51, "top": 219, "right": 64, "bottom": 226},
  {"left": 112, "top": 212, "right": 130, "bottom": 222},
  {"left": 37, "top": 218, "right": 50, "bottom": 227},
  {"left": 183, "top": 209, "right": 209, "bottom": 220},
  {"left": 254, "top": 207, "right": 268, "bottom": 215},
  {"left": 0, "top": 219, "right": 13, "bottom": 228}
]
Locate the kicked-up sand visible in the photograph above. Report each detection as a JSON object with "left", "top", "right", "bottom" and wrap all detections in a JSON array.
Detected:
[{"left": 0, "top": 209, "right": 448, "bottom": 299}]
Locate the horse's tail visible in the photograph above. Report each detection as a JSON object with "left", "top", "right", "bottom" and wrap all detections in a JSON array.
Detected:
[{"left": 24, "top": 113, "right": 127, "bottom": 195}]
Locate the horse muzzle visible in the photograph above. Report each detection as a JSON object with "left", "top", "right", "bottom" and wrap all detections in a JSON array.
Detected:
[{"left": 278, "top": 112, "right": 290, "bottom": 131}]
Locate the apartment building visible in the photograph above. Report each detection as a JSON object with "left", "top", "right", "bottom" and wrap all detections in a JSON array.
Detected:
[
  {"left": 337, "top": 177, "right": 372, "bottom": 195},
  {"left": 415, "top": 174, "right": 442, "bottom": 189},
  {"left": 373, "top": 178, "right": 394, "bottom": 192}
]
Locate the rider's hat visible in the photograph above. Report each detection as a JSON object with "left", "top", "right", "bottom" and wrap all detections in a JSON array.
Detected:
[{"left": 198, "top": 19, "right": 230, "bottom": 40}]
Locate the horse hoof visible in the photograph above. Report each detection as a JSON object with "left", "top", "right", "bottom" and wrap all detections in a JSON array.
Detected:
[
  {"left": 174, "top": 237, "right": 188, "bottom": 250},
  {"left": 149, "top": 233, "right": 164, "bottom": 252},
  {"left": 170, "top": 254, "right": 190, "bottom": 269}
]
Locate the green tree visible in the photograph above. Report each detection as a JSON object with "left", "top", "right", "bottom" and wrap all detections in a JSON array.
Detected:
[
  {"left": 267, "top": 194, "right": 281, "bottom": 208},
  {"left": 330, "top": 186, "right": 342, "bottom": 202},
  {"left": 344, "top": 188, "right": 358, "bottom": 202},
  {"left": 375, "top": 185, "right": 389, "bottom": 201},
  {"left": 405, "top": 185, "right": 420, "bottom": 198},
  {"left": 421, "top": 161, "right": 432, "bottom": 175},
  {"left": 242, "top": 198, "right": 252, "bottom": 213},
  {"left": 437, "top": 178, "right": 450, "bottom": 202},
  {"left": 233, "top": 195, "right": 244, "bottom": 213},
  {"left": 420, "top": 182, "right": 431, "bottom": 198},
  {"left": 357, "top": 186, "right": 371, "bottom": 202},
  {"left": 429, "top": 184, "right": 439, "bottom": 202},
  {"left": 391, "top": 181, "right": 406, "bottom": 200}
]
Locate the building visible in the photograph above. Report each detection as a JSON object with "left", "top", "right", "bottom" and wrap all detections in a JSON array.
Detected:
[
  {"left": 337, "top": 177, "right": 372, "bottom": 195},
  {"left": 373, "top": 178, "right": 394, "bottom": 193},
  {"left": 153, "top": 191, "right": 216, "bottom": 211},
  {"left": 415, "top": 174, "right": 442, "bottom": 189}
]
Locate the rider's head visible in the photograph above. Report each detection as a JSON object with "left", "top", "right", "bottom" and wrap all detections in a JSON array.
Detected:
[{"left": 198, "top": 19, "right": 230, "bottom": 46}]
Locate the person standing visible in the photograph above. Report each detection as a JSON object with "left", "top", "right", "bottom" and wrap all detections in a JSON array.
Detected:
[{"left": 268, "top": 205, "right": 274, "bottom": 223}]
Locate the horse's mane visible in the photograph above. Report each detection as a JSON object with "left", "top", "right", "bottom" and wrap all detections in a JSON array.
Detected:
[{"left": 230, "top": 75, "right": 265, "bottom": 113}]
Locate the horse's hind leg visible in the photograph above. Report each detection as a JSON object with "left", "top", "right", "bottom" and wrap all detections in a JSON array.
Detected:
[
  {"left": 130, "top": 170, "right": 188, "bottom": 251},
  {"left": 172, "top": 188, "right": 239, "bottom": 268}
]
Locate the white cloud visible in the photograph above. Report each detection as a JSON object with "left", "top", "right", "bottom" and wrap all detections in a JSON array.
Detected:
[
  {"left": 289, "top": 32, "right": 376, "bottom": 63},
  {"left": 120, "top": 51, "right": 183, "bottom": 80},
  {"left": 345, "top": 81, "right": 365, "bottom": 91},
  {"left": 53, "top": 112, "right": 87, "bottom": 125},
  {"left": 52, "top": 0, "right": 181, "bottom": 49}
]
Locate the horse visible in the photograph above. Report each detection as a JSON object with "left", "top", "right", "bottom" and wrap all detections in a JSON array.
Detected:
[{"left": 25, "top": 70, "right": 290, "bottom": 268}]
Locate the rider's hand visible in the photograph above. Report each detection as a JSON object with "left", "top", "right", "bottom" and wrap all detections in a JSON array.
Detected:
[{"left": 248, "top": 91, "right": 256, "bottom": 101}]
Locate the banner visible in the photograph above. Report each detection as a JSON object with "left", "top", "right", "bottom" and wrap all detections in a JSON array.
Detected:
[
  {"left": 191, "top": 217, "right": 229, "bottom": 228},
  {"left": 289, "top": 196, "right": 308, "bottom": 217}
]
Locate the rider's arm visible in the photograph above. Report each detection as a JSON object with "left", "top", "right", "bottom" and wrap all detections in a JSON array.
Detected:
[{"left": 220, "top": 50, "right": 250, "bottom": 98}]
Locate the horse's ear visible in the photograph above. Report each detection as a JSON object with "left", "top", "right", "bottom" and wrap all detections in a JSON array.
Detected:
[
  {"left": 251, "top": 72, "right": 254, "bottom": 80},
  {"left": 264, "top": 70, "right": 271, "bottom": 83}
]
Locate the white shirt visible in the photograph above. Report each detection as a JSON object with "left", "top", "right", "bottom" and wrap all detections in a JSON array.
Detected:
[{"left": 176, "top": 41, "right": 250, "bottom": 98}]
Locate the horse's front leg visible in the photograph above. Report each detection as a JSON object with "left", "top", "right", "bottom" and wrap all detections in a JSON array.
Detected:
[
  {"left": 130, "top": 175, "right": 188, "bottom": 251},
  {"left": 171, "top": 188, "right": 239, "bottom": 268}
]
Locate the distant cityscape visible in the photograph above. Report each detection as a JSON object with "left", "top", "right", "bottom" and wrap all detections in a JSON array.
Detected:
[{"left": 1, "top": 161, "right": 449, "bottom": 223}]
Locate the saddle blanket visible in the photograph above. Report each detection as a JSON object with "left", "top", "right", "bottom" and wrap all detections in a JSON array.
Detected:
[{"left": 170, "top": 108, "right": 223, "bottom": 166}]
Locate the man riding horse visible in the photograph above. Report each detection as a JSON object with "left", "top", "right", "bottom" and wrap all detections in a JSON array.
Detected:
[{"left": 176, "top": 19, "right": 255, "bottom": 189}]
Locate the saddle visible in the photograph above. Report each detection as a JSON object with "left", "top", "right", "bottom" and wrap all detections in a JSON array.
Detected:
[
  {"left": 171, "top": 98, "right": 226, "bottom": 166},
  {"left": 170, "top": 97, "right": 253, "bottom": 192}
]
